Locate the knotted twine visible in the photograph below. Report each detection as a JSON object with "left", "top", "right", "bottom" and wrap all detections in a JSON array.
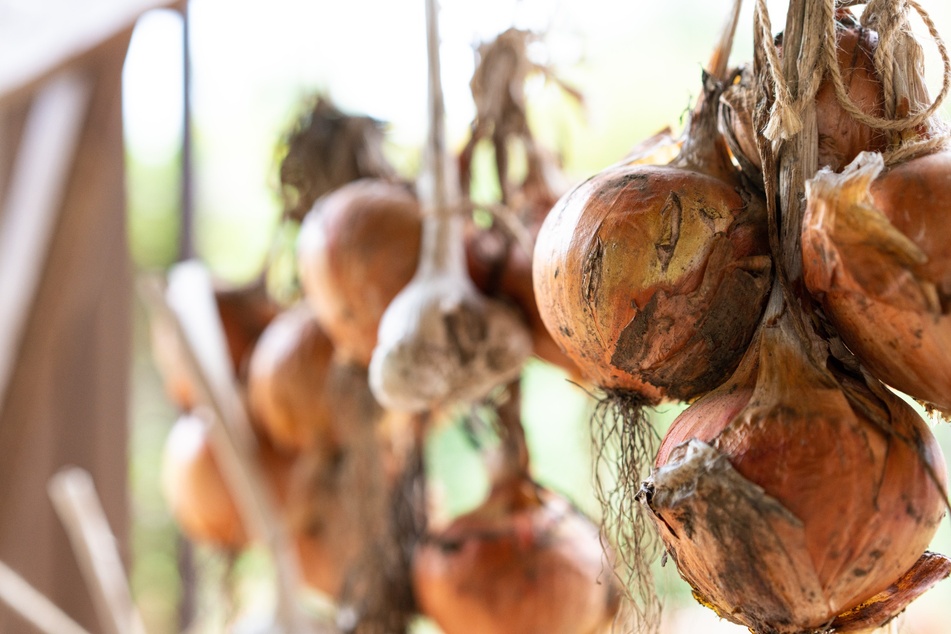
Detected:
[{"left": 755, "top": 0, "right": 951, "bottom": 163}]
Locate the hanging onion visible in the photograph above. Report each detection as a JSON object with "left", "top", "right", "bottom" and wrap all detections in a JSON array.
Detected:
[
  {"left": 161, "top": 413, "right": 292, "bottom": 550},
  {"left": 533, "top": 72, "right": 770, "bottom": 404},
  {"left": 803, "top": 150, "right": 951, "bottom": 412},
  {"left": 297, "top": 178, "right": 422, "bottom": 367},
  {"left": 642, "top": 295, "right": 948, "bottom": 633},
  {"left": 246, "top": 303, "right": 337, "bottom": 453},
  {"left": 413, "top": 478, "right": 620, "bottom": 634},
  {"left": 149, "top": 277, "right": 278, "bottom": 410}
]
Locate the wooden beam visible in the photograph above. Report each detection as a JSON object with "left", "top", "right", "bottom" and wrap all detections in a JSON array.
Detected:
[
  {"left": 0, "top": 30, "right": 134, "bottom": 633},
  {"left": 0, "top": 71, "right": 91, "bottom": 411},
  {"left": 0, "top": 0, "right": 185, "bottom": 107}
]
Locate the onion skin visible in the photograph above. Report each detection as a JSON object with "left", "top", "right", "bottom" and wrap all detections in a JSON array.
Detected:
[
  {"left": 533, "top": 163, "right": 771, "bottom": 402},
  {"left": 643, "top": 317, "right": 948, "bottom": 633},
  {"left": 247, "top": 303, "right": 336, "bottom": 454},
  {"left": 297, "top": 178, "right": 422, "bottom": 367},
  {"left": 161, "top": 414, "right": 293, "bottom": 550},
  {"left": 413, "top": 480, "right": 620, "bottom": 634},
  {"left": 803, "top": 151, "right": 951, "bottom": 412}
]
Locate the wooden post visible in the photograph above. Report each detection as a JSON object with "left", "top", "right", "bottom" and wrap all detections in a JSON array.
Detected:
[{"left": 0, "top": 1, "right": 183, "bottom": 630}]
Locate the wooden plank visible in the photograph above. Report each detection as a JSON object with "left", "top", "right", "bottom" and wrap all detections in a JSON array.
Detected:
[
  {"left": 0, "top": 561, "right": 92, "bottom": 634},
  {"left": 0, "top": 0, "right": 185, "bottom": 107},
  {"left": 49, "top": 469, "right": 147, "bottom": 634},
  {"left": 0, "top": 30, "right": 133, "bottom": 633},
  {"left": 0, "top": 100, "right": 31, "bottom": 211},
  {"left": 0, "top": 72, "right": 91, "bottom": 411}
]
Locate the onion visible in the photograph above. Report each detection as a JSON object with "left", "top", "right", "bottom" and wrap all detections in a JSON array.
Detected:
[
  {"left": 642, "top": 295, "right": 949, "bottom": 633},
  {"left": 368, "top": 0, "right": 531, "bottom": 413},
  {"left": 161, "top": 413, "right": 292, "bottom": 550},
  {"left": 149, "top": 277, "right": 278, "bottom": 410},
  {"left": 215, "top": 277, "right": 281, "bottom": 381},
  {"left": 413, "top": 478, "right": 620, "bottom": 634},
  {"left": 803, "top": 150, "right": 951, "bottom": 412},
  {"left": 812, "top": 12, "right": 887, "bottom": 171},
  {"left": 297, "top": 178, "right": 422, "bottom": 367},
  {"left": 718, "top": 65, "right": 762, "bottom": 181},
  {"left": 288, "top": 449, "right": 362, "bottom": 600},
  {"left": 533, "top": 75, "right": 770, "bottom": 404},
  {"left": 246, "top": 303, "right": 337, "bottom": 454}
]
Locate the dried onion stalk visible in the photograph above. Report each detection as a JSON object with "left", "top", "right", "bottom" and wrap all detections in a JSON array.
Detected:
[{"left": 369, "top": 0, "right": 531, "bottom": 413}]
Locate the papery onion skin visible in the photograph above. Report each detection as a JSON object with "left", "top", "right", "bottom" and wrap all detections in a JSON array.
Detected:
[
  {"left": 533, "top": 163, "right": 771, "bottom": 402},
  {"left": 297, "top": 178, "right": 422, "bottom": 367},
  {"left": 645, "top": 323, "right": 948, "bottom": 633},
  {"left": 803, "top": 151, "right": 951, "bottom": 412},
  {"left": 247, "top": 303, "right": 336, "bottom": 454},
  {"left": 413, "top": 480, "right": 620, "bottom": 634}
]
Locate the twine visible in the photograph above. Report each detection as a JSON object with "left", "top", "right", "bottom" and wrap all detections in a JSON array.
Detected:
[
  {"left": 822, "top": 0, "right": 951, "bottom": 132},
  {"left": 755, "top": 0, "right": 803, "bottom": 140},
  {"left": 755, "top": 0, "right": 951, "bottom": 151}
]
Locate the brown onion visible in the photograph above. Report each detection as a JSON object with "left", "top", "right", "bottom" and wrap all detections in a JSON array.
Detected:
[
  {"left": 161, "top": 413, "right": 293, "bottom": 550},
  {"left": 297, "top": 178, "right": 422, "bottom": 367},
  {"left": 413, "top": 478, "right": 620, "bottom": 634},
  {"left": 149, "top": 277, "right": 279, "bottom": 410},
  {"left": 246, "top": 303, "right": 337, "bottom": 454},
  {"left": 533, "top": 72, "right": 771, "bottom": 403},
  {"left": 813, "top": 12, "right": 887, "bottom": 171},
  {"left": 642, "top": 300, "right": 948, "bottom": 633},
  {"left": 803, "top": 150, "right": 951, "bottom": 412}
]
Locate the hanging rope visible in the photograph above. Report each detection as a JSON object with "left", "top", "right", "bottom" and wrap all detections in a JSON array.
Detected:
[
  {"left": 755, "top": 0, "right": 803, "bottom": 140},
  {"left": 822, "top": 0, "right": 951, "bottom": 132}
]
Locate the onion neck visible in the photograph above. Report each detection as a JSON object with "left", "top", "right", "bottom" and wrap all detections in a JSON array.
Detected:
[
  {"left": 672, "top": 75, "right": 738, "bottom": 184},
  {"left": 417, "top": 210, "right": 467, "bottom": 280}
]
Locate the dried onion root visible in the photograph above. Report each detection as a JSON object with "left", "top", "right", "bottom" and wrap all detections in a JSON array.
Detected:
[
  {"left": 642, "top": 287, "right": 949, "bottom": 633},
  {"left": 803, "top": 150, "right": 951, "bottom": 413}
]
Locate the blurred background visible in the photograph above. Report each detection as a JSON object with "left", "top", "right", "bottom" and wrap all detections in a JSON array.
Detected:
[{"left": 9, "top": 0, "right": 951, "bottom": 632}]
